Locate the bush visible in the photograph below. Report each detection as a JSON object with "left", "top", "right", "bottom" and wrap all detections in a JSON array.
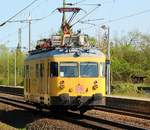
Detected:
[
  {"left": 111, "top": 83, "right": 150, "bottom": 98},
  {"left": 112, "top": 83, "right": 135, "bottom": 94}
]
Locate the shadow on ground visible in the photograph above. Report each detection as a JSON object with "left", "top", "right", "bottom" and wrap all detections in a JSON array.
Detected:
[
  {"left": 0, "top": 108, "right": 96, "bottom": 130},
  {"left": 0, "top": 109, "right": 42, "bottom": 129}
]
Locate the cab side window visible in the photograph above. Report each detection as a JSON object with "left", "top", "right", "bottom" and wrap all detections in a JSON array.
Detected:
[
  {"left": 100, "top": 62, "right": 105, "bottom": 77},
  {"left": 50, "top": 62, "right": 58, "bottom": 77}
]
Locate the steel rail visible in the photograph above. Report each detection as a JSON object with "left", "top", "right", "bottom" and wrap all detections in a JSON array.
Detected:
[{"left": 93, "top": 106, "right": 150, "bottom": 120}]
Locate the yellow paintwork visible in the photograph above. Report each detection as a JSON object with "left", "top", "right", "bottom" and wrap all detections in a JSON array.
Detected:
[{"left": 24, "top": 56, "right": 106, "bottom": 99}]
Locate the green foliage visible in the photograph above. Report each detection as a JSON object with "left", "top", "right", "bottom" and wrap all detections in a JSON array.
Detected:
[
  {"left": 0, "top": 44, "right": 26, "bottom": 86},
  {"left": 110, "top": 31, "right": 150, "bottom": 97},
  {"left": 111, "top": 83, "right": 136, "bottom": 94},
  {"left": 111, "top": 83, "right": 150, "bottom": 98},
  {"left": 111, "top": 31, "right": 150, "bottom": 83},
  {"left": 88, "top": 36, "right": 97, "bottom": 46}
]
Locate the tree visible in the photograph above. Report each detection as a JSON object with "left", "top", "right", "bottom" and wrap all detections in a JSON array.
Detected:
[
  {"left": 88, "top": 36, "right": 97, "bottom": 46},
  {"left": 111, "top": 31, "right": 150, "bottom": 83},
  {"left": 0, "top": 44, "right": 26, "bottom": 86}
]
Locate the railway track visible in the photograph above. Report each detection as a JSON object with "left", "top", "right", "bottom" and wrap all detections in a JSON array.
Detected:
[
  {"left": 0, "top": 95, "right": 35, "bottom": 111},
  {"left": 0, "top": 94, "right": 147, "bottom": 130},
  {"left": 0, "top": 85, "right": 23, "bottom": 96},
  {"left": 63, "top": 111, "right": 146, "bottom": 130},
  {"left": 93, "top": 105, "right": 150, "bottom": 120}
]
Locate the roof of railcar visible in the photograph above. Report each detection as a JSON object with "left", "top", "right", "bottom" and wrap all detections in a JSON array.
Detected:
[{"left": 25, "top": 48, "right": 105, "bottom": 61}]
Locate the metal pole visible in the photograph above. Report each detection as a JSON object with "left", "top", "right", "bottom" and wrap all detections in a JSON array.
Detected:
[
  {"left": 62, "top": 0, "right": 66, "bottom": 25},
  {"left": 14, "top": 50, "right": 16, "bottom": 86},
  {"left": 28, "top": 13, "right": 31, "bottom": 51},
  {"left": 101, "top": 25, "right": 111, "bottom": 95},
  {"left": 107, "top": 27, "right": 111, "bottom": 95},
  {"left": 61, "top": 0, "right": 66, "bottom": 46},
  {"left": 7, "top": 52, "right": 9, "bottom": 86},
  {"left": 29, "top": 20, "right": 31, "bottom": 51}
]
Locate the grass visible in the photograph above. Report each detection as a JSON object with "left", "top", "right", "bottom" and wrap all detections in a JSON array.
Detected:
[
  {"left": 111, "top": 82, "right": 150, "bottom": 98},
  {"left": 0, "top": 122, "right": 17, "bottom": 130},
  {"left": 0, "top": 122, "right": 26, "bottom": 130}
]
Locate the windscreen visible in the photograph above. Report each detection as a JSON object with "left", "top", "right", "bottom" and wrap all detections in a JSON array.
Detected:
[
  {"left": 80, "top": 62, "right": 98, "bottom": 77},
  {"left": 60, "top": 62, "right": 78, "bottom": 77}
]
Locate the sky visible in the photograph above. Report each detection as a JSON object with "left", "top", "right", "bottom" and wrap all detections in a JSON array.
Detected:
[{"left": 0, "top": 0, "right": 150, "bottom": 49}]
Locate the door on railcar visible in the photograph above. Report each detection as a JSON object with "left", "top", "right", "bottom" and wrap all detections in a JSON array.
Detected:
[
  {"left": 29, "top": 63, "right": 36, "bottom": 94},
  {"left": 49, "top": 62, "right": 59, "bottom": 96},
  {"left": 24, "top": 65, "right": 30, "bottom": 93},
  {"left": 36, "top": 61, "right": 48, "bottom": 94}
]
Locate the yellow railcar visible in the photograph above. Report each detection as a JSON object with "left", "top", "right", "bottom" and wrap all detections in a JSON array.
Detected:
[{"left": 24, "top": 48, "right": 106, "bottom": 113}]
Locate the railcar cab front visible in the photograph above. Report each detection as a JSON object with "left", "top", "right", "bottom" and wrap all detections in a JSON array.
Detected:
[{"left": 24, "top": 34, "right": 106, "bottom": 113}]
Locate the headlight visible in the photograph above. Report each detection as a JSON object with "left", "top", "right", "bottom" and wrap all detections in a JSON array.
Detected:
[
  {"left": 93, "top": 80, "right": 98, "bottom": 90},
  {"left": 59, "top": 80, "right": 65, "bottom": 89}
]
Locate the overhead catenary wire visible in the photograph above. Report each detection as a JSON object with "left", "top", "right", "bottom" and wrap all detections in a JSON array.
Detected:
[
  {"left": 65, "top": 0, "right": 87, "bottom": 6},
  {"left": 67, "top": 0, "right": 115, "bottom": 6},
  {"left": 0, "top": 0, "right": 39, "bottom": 27},
  {"left": 3, "top": 1, "right": 150, "bottom": 44},
  {"left": 79, "top": 18, "right": 104, "bottom": 26},
  {"left": 7, "top": 8, "right": 55, "bottom": 24},
  {"left": 105, "top": 8, "right": 150, "bottom": 24},
  {"left": 0, "top": 10, "right": 55, "bottom": 43},
  {"left": 81, "top": 7, "right": 150, "bottom": 31},
  {"left": 0, "top": 2, "right": 101, "bottom": 43},
  {"left": 1, "top": 3, "right": 148, "bottom": 44},
  {"left": 79, "top": 3, "right": 103, "bottom": 6},
  {"left": 71, "top": 4, "right": 101, "bottom": 27},
  {"left": 75, "top": 0, "right": 87, "bottom": 5},
  {"left": 81, "top": 18, "right": 104, "bottom": 22},
  {"left": 30, "top": 0, "right": 48, "bottom": 13},
  {"left": 0, "top": 1, "right": 52, "bottom": 43},
  {"left": 79, "top": 21, "right": 96, "bottom": 26}
]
